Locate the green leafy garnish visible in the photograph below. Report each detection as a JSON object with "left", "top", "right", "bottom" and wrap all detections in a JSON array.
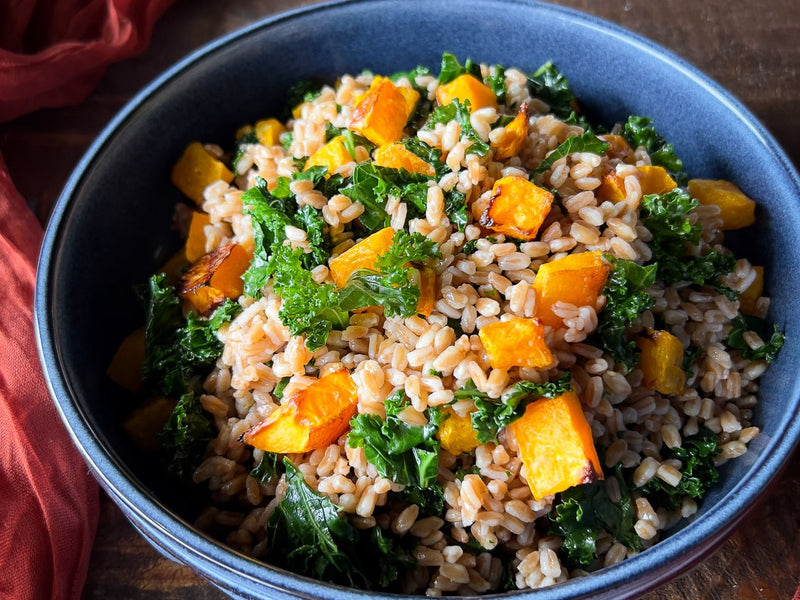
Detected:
[
  {"left": 526, "top": 61, "right": 575, "bottom": 120},
  {"left": 157, "top": 391, "right": 214, "bottom": 481},
  {"left": 426, "top": 99, "right": 490, "bottom": 156},
  {"left": 286, "top": 79, "right": 323, "bottom": 113},
  {"left": 265, "top": 460, "right": 415, "bottom": 589},
  {"left": 250, "top": 451, "right": 282, "bottom": 483},
  {"left": 641, "top": 190, "right": 736, "bottom": 293},
  {"left": 726, "top": 313, "right": 785, "bottom": 363},
  {"left": 272, "top": 231, "right": 439, "bottom": 350},
  {"left": 622, "top": 116, "right": 687, "bottom": 185},
  {"left": 640, "top": 428, "right": 721, "bottom": 509},
  {"left": 143, "top": 275, "right": 241, "bottom": 396},
  {"left": 348, "top": 390, "right": 446, "bottom": 514},
  {"left": 438, "top": 52, "right": 482, "bottom": 85},
  {"left": 242, "top": 176, "right": 330, "bottom": 297},
  {"left": 531, "top": 131, "right": 609, "bottom": 177},
  {"left": 231, "top": 129, "right": 258, "bottom": 173},
  {"left": 596, "top": 258, "right": 657, "bottom": 371},
  {"left": 459, "top": 373, "right": 572, "bottom": 443},
  {"left": 484, "top": 64, "right": 506, "bottom": 104},
  {"left": 550, "top": 466, "right": 641, "bottom": 568}
]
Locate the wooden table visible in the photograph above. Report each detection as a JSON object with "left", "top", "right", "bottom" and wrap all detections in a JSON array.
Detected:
[{"left": 2, "top": 0, "right": 798, "bottom": 598}]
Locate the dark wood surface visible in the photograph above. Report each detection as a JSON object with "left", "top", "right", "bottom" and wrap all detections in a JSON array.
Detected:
[{"left": 2, "top": 0, "right": 799, "bottom": 598}]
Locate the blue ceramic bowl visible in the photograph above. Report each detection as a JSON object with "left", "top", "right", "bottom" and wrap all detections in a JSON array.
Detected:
[{"left": 35, "top": 1, "right": 800, "bottom": 598}]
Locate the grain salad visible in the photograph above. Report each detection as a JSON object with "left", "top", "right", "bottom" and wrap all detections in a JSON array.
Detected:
[{"left": 110, "top": 53, "right": 785, "bottom": 594}]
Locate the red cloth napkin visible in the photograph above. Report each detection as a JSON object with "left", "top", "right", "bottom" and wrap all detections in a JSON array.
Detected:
[{"left": 0, "top": 0, "right": 174, "bottom": 598}]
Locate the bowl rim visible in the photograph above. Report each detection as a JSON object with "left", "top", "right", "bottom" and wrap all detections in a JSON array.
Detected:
[{"left": 34, "top": 0, "right": 800, "bottom": 598}]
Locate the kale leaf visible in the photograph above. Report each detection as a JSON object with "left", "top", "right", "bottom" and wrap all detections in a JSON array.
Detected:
[
  {"left": 640, "top": 190, "right": 736, "bottom": 292},
  {"left": 267, "top": 460, "right": 418, "bottom": 589},
  {"left": 527, "top": 61, "right": 586, "bottom": 126},
  {"left": 484, "top": 64, "right": 506, "bottom": 104},
  {"left": 459, "top": 373, "right": 572, "bottom": 444},
  {"left": 250, "top": 451, "right": 282, "bottom": 483},
  {"left": 272, "top": 244, "right": 349, "bottom": 350},
  {"left": 640, "top": 428, "right": 721, "bottom": 509},
  {"left": 595, "top": 258, "right": 657, "bottom": 371},
  {"left": 531, "top": 131, "right": 609, "bottom": 177},
  {"left": 438, "top": 52, "right": 482, "bottom": 85},
  {"left": 340, "top": 163, "right": 430, "bottom": 233},
  {"left": 726, "top": 313, "right": 785, "bottom": 363},
  {"left": 348, "top": 390, "right": 446, "bottom": 514},
  {"left": 622, "top": 116, "right": 687, "bottom": 185},
  {"left": 426, "top": 99, "right": 490, "bottom": 156},
  {"left": 157, "top": 391, "right": 215, "bottom": 481},
  {"left": 143, "top": 275, "right": 240, "bottom": 396},
  {"left": 231, "top": 129, "right": 258, "bottom": 173},
  {"left": 549, "top": 466, "right": 641, "bottom": 569},
  {"left": 242, "top": 176, "right": 330, "bottom": 296}
]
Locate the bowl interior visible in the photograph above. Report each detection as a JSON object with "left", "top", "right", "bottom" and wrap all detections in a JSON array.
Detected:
[{"left": 37, "top": 0, "right": 800, "bottom": 598}]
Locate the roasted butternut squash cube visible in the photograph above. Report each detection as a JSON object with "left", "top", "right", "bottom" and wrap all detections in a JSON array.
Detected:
[
  {"left": 436, "top": 73, "right": 498, "bottom": 112},
  {"left": 738, "top": 266, "right": 764, "bottom": 315},
  {"left": 688, "top": 179, "right": 756, "bottom": 230},
  {"left": 122, "top": 396, "right": 177, "bottom": 453},
  {"left": 533, "top": 251, "right": 611, "bottom": 328},
  {"left": 479, "top": 176, "right": 554, "bottom": 241},
  {"left": 350, "top": 77, "right": 418, "bottom": 146},
  {"left": 638, "top": 165, "right": 678, "bottom": 196},
  {"left": 255, "top": 118, "right": 286, "bottom": 147},
  {"left": 373, "top": 142, "right": 435, "bottom": 176},
  {"left": 600, "top": 134, "right": 633, "bottom": 161},
  {"left": 243, "top": 370, "right": 358, "bottom": 454},
  {"left": 158, "top": 248, "right": 189, "bottom": 285},
  {"left": 438, "top": 407, "right": 479, "bottom": 455},
  {"left": 185, "top": 211, "right": 211, "bottom": 263},
  {"left": 171, "top": 142, "right": 234, "bottom": 205},
  {"left": 415, "top": 266, "right": 437, "bottom": 316},
  {"left": 478, "top": 317, "right": 553, "bottom": 371},
  {"left": 508, "top": 391, "right": 603, "bottom": 500},
  {"left": 596, "top": 170, "right": 627, "bottom": 203},
  {"left": 179, "top": 242, "right": 251, "bottom": 314},
  {"left": 491, "top": 103, "right": 529, "bottom": 160},
  {"left": 637, "top": 330, "right": 686, "bottom": 395},
  {"left": 329, "top": 227, "right": 396, "bottom": 288},
  {"left": 304, "top": 135, "right": 353, "bottom": 177},
  {"left": 107, "top": 327, "right": 146, "bottom": 393}
]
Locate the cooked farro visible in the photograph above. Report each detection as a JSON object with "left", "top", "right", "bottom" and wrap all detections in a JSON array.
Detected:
[{"left": 132, "top": 54, "right": 784, "bottom": 595}]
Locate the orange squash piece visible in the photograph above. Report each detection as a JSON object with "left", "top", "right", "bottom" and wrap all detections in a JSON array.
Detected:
[
  {"left": 638, "top": 165, "right": 677, "bottom": 196},
  {"left": 491, "top": 102, "right": 529, "bottom": 160},
  {"left": 600, "top": 134, "right": 633, "bottom": 161},
  {"left": 596, "top": 170, "right": 627, "bottom": 203},
  {"left": 304, "top": 135, "right": 353, "bottom": 176},
  {"left": 329, "top": 227, "right": 396, "bottom": 288},
  {"left": 171, "top": 142, "right": 234, "bottom": 205},
  {"left": 479, "top": 176, "right": 554, "bottom": 240},
  {"left": 508, "top": 391, "right": 603, "bottom": 500},
  {"left": 533, "top": 251, "right": 611, "bottom": 328},
  {"left": 185, "top": 211, "right": 212, "bottom": 263},
  {"left": 478, "top": 317, "right": 553, "bottom": 371},
  {"left": 158, "top": 248, "right": 189, "bottom": 285},
  {"left": 738, "top": 266, "right": 764, "bottom": 315},
  {"left": 438, "top": 407, "right": 479, "bottom": 455},
  {"left": 688, "top": 179, "right": 756, "bottom": 230},
  {"left": 255, "top": 118, "right": 286, "bottom": 146},
  {"left": 373, "top": 142, "right": 435, "bottom": 176},
  {"left": 107, "top": 327, "right": 146, "bottom": 393},
  {"left": 122, "top": 396, "right": 177, "bottom": 453},
  {"left": 243, "top": 370, "right": 358, "bottom": 454},
  {"left": 179, "top": 242, "right": 252, "bottom": 314},
  {"left": 637, "top": 330, "right": 686, "bottom": 395},
  {"left": 415, "top": 266, "right": 437, "bottom": 316},
  {"left": 436, "top": 73, "right": 498, "bottom": 112},
  {"left": 350, "top": 77, "right": 418, "bottom": 146}
]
